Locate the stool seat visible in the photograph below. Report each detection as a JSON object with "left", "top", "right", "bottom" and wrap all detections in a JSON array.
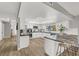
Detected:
[{"left": 59, "top": 43, "right": 67, "bottom": 47}]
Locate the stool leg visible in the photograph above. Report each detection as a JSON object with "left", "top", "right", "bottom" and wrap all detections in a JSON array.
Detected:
[
  {"left": 75, "top": 48, "right": 78, "bottom": 56},
  {"left": 56, "top": 45, "right": 59, "bottom": 56},
  {"left": 76, "top": 48, "right": 78, "bottom": 56},
  {"left": 65, "top": 46, "right": 67, "bottom": 56},
  {"left": 63, "top": 46, "right": 65, "bottom": 56},
  {"left": 75, "top": 51, "right": 76, "bottom": 56},
  {"left": 60, "top": 46, "right": 62, "bottom": 56},
  {"left": 67, "top": 48, "right": 69, "bottom": 56}
]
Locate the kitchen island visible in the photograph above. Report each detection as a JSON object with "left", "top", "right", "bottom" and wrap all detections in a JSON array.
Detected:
[
  {"left": 18, "top": 34, "right": 29, "bottom": 50},
  {"left": 18, "top": 31, "right": 78, "bottom": 56},
  {"left": 31, "top": 31, "right": 60, "bottom": 56},
  {"left": 44, "top": 34, "right": 78, "bottom": 56}
]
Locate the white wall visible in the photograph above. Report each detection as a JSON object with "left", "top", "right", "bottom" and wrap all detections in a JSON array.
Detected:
[
  {"left": 11, "top": 19, "right": 16, "bottom": 36},
  {"left": 57, "top": 20, "right": 69, "bottom": 29},
  {"left": 69, "top": 16, "right": 79, "bottom": 43},
  {"left": 0, "top": 19, "right": 10, "bottom": 40},
  {"left": 0, "top": 17, "right": 16, "bottom": 40},
  {"left": 0, "top": 21, "right": 2, "bottom": 40},
  {"left": 69, "top": 16, "right": 79, "bottom": 29}
]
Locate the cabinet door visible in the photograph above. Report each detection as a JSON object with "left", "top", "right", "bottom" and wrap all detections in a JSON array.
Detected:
[
  {"left": 44, "top": 39, "right": 59, "bottom": 56},
  {"left": 32, "top": 33, "right": 39, "bottom": 38},
  {"left": 19, "top": 36, "right": 29, "bottom": 50}
]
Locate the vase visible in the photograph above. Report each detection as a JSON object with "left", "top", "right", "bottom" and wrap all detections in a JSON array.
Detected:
[{"left": 60, "top": 32, "right": 64, "bottom": 35}]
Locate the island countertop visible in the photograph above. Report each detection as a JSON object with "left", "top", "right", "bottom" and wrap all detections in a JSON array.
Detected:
[{"left": 32, "top": 31, "right": 60, "bottom": 34}]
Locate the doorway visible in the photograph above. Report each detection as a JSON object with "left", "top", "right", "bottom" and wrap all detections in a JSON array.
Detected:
[{"left": 2, "top": 21, "right": 11, "bottom": 39}]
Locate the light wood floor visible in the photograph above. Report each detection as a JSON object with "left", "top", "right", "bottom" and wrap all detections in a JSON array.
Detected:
[
  {"left": 0, "top": 37, "right": 45, "bottom": 56},
  {"left": 0, "top": 37, "right": 79, "bottom": 56}
]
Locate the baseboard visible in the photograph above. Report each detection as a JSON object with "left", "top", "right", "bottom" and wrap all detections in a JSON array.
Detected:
[
  {"left": 3, "top": 35, "right": 16, "bottom": 39},
  {"left": 3, "top": 37, "right": 11, "bottom": 39}
]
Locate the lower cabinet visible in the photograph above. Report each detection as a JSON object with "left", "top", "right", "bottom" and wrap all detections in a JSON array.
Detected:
[
  {"left": 44, "top": 38, "right": 65, "bottom": 56},
  {"left": 18, "top": 36, "right": 29, "bottom": 50},
  {"left": 44, "top": 39, "right": 59, "bottom": 56},
  {"left": 32, "top": 33, "right": 50, "bottom": 38},
  {"left": 32, "top": 33, "right": 39, "bottom": 38},
  {"left": 32, "top": 33, "right": 43, "bottom": 38}
]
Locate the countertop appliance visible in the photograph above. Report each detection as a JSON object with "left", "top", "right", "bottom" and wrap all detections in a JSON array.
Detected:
[{"left": 27, "top": 28, "right": 32, "bottom": 37}]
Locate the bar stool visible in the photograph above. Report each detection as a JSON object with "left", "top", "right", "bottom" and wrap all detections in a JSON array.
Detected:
[
  {"left": 56, "top": 42, "right": 69, "bottom": 56},
  {"left": 68, "top": 45, "right": 78, "bottom": 56},
  {"left": 66, "top": 39, "right": 79, "bottom": 56}
]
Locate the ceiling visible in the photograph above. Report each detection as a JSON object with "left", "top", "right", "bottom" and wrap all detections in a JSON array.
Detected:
[
  {"left": 19, "top": 2, "right": 47, "bottom": 19},
  {"left": 19, "top": 2, "right": 59, "bottom": 23},
  {"left": 0, "top": 2, "right": 20, "bottom": 18},
  {"left": 0, "top": 2, "right": 78, "bottom": 22},
  {"left": 58, "top": 2, "right": 79, "bottom": 16}
]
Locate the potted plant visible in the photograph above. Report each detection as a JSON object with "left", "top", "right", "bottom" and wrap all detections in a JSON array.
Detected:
[{"left": 59, "top": 24, "right": 65, "bottom": 35}]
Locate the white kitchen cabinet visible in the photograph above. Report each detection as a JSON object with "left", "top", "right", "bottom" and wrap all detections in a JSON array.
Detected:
[
  {"left": 18, "top": 36, "right": 29, "bottom": 50},
  {"left": 32, "top": 33, "right": 50, "bottom": 38},
  {"left": 44, "top": 38, "right": 59, "bottom": 56},
  {"left": 32, "top": 33, "right": 41, "bottom": 38},
  {"left": 39, "top": 33, "right": 45, "bottom": 38}
]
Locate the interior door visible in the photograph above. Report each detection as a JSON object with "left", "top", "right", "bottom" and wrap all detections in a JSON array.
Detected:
[{"left": 2, "top": 22, "right": 11, "bottom": 38}]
